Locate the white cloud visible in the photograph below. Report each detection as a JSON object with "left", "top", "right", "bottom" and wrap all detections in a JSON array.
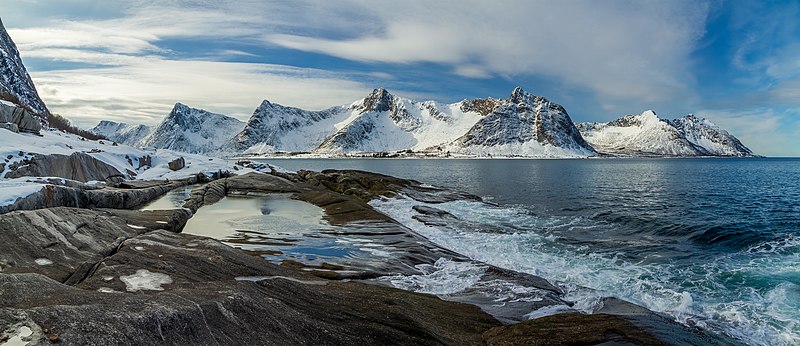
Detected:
[
  {"left": 265, "top": 0, "right": 711, "bottom": 102},
  {"left": 30, "top": 59, "right": 373, "bottom": 127}
]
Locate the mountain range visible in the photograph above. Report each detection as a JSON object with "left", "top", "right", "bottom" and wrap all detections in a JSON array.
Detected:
[
  {"left": 90, "top": 88, "right": 754, "bottom": 158},
  {"left": 0, "top": 19, "right": 755, "bottom": 158}
]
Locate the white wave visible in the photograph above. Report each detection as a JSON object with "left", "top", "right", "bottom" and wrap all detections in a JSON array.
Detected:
[{"left": 371, "top": 195, "right": 800, "bottom": 346}]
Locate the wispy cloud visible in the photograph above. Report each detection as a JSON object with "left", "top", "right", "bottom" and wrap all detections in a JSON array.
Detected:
[
  {"left": 31, "top": 59, "right": 373, "bottom": 127},
  {"left": 265, "top": 0, "right": 711, "bottom": 103}
]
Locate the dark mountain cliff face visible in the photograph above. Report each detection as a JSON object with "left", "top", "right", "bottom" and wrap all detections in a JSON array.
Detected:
[
  {"left": 454, "top": 87, "right": 595, "bottom": 153},
  {"left": 0, "top": 18, "right": 49, "bottom": 120}
]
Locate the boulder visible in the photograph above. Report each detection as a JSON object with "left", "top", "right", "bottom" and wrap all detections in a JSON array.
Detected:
[
  {"left": 138, "top": 155, "right": 152, "bottom": 169},
  {"left": 4, "top": 152, "right": 125, "bottom": 182},
  {"left": 1, "top": 122, "right": 17, "bottom": 133},
  {"left": 0, "top": 102, "right": 41, "bottom": 133},
  {"left": 168, "top": 157, "right": 185, "bottom": 171}
]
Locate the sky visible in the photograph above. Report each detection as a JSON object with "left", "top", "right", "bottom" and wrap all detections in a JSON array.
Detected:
[{"left": 1, "top": 0, "right": 798, "bottom": 156}]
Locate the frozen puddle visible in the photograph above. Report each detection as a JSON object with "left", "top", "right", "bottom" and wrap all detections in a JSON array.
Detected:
[
  {"left": 120, "top": 269, "right": 173, "bottom": 292},
  {"left": 139, "top": 186, "right": 193, "bottom": 210},
  {"left": 34, "top": 258, "right": 52, "bottom": 266}
]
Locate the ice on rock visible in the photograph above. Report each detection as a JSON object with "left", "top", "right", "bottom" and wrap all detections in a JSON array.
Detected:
[
  {"left": 34, "top": 258, "right": 52, "bottom": 266},
  {"left": 120, "top": 269, "right": 173, "bottom": 292}
]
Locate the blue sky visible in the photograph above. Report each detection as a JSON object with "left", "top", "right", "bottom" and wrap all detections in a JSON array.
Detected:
[{"left": 1, "top": 0, "right": 798, "bottom": 156}]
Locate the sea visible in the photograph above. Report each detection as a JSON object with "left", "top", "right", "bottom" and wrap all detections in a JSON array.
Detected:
[{"left": 258, "top": 157, "right": 800, "bottom": 346}]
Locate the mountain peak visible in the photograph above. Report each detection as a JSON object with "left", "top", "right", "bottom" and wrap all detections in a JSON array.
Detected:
[
  {"left": 0, "top": 17, "right": 50, "bottom": 118},
  {"left": 358, "top": 87, "right": 395, "bottom": 113},
  {"left": 507, "top": 86, "right": 546, "bottom": 106}
]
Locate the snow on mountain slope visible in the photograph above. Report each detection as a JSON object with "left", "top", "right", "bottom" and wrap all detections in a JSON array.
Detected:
[
  {"left": 577, "top": 111, "right": 754, "bottom": 157},
  {"left": 669, "top": 115, "right": 754, "bottom": 157},
  {"left": 446, "top": 87, "right": 596, "bottom": 157},
  {"left": 141, "top": 103, "right": 245, "bottom": 154},
  {"left": 89, "top": 120, "right": 152, "bottom": 146},
  {"left": 315, "top": 88, "right": 484, "bottom": 154},
  {"left": 0, "top": 18, "right": 49, "bottom": 118},
  {"left": 222, "top": 100, "right": 350, "bottom": 154}
]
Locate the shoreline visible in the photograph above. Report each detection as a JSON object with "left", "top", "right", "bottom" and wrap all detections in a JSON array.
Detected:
[{"left": 0, "top": 169, "right": 742, "bottom": 345}]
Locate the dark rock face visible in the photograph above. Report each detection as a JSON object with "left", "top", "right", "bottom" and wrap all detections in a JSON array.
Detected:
[
  {"left": 454, "top": 87, "right": 595, "bottom": 153},
  {"left": 168, "top": 157, "right": 185, "bottom": 171},
  {"left": 0, "top": 178, "right": 197, "bottom": 214},
  {"left": 0, "top": 19, "right": 49, "bottom": 119},
  {"left": 3, "top": 152, "right": 124, "bottom": 182},
  {"left": 0, "top": 102, "right": 41, "bottom": 133},
  {"left": 483, "top": 313, "right": 668, "bottom": 346},
  {"left": 0, "top": 207, "right": 501, "bottom": 345}
]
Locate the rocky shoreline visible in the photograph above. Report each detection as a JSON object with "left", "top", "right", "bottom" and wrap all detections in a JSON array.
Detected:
[{"left": 0, "top": 169, "right": 740, "bottom": 345}]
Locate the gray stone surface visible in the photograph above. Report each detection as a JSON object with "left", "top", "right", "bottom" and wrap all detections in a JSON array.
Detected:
[
  {"left": 1, "top": 122, "right": 18, "bottom": 133},
  {"left": 4, "top": 152, "right": 124, "bottom": 182},
  {"left": 0, "top": 207, "right": 500, "bottom": 346},
  {"left": 0, "top": 102, "right": 41, "bottom": 133},
  {"left": 167, "top": 157, "right": 185, "bottom": 171},
  {"left": 0, "top": 177, "right": 197, "bottom": 214}
]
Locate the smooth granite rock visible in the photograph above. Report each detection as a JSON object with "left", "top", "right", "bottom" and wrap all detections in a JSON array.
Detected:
[
  {"left": 0, "top": 208, "right": 501, "bottom": 346},
  {"left": 0, "top": 178, "right": 197, "bottom": 214},
  {"left": 4, "top": 152, "right": 125, "bottom": 182},
  {"left": 0, "top": 102, "right": 41, "bottom": 134}
]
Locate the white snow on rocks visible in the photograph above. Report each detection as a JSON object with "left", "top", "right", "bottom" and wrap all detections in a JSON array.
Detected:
[{"left": 120, "top": 269, "right": 173, "bottom": 292}]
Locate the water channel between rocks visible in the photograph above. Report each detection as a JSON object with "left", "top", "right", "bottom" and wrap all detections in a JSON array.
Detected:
[{"left": 140, "top": 187, "right": 398, "bottom": 271}]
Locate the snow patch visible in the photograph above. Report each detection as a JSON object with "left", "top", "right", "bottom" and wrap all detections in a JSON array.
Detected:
[
  {"left": 120, "top": 269, "right": 173, "bottom": 292},
  {"left": 33, "top": 258, "right": 52, "bottom": 266}
]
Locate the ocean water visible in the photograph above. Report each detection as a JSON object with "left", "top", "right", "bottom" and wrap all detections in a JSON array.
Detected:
[{"left": 264, "top": 157, "right": 800, "bottom": 345}]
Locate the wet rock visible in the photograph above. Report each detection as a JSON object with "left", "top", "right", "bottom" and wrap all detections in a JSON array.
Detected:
[
  {"left": 0, "top": 208, "right": 501, "bottom": 345},
  {"left": 4, "top": 152, "right": 125, "bottom": 182},
  {"left": 0, "top": 207, "right": 190, "bottom": 283},
  {"left": 168, "top": 157, "right": 185, "bottom": 171},
  {"left": 482, "top": 313, "right": 667, "bottom": 346}
]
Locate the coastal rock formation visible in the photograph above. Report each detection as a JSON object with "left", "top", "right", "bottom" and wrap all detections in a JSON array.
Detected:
[
  {"left": 0, "top": 177, "right": 199, "bottom": 214},
  {"left": 0, "top": 207, "right": 501, "bottom": 346},
  {"left": 3, "top": 152, "right": 126, "bottom": 182}
]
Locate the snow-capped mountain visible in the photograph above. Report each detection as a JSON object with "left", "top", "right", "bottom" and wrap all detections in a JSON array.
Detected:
[
  {"left": 0, "top": 19, "right": 49, "bottom": 119},
  {"left": 140, "top": 103, "right": 245, "bottom": 154},
  {"left": 577, "top": 111, "right": 754, "bottom": 156},
  {"left": 446, "top": 87, "right": 596, "bottom": 157},
  {"left": 669, "top": 114, "right": 753, "bottom": 156},
  {"left": 315, "top": 88, "right": 483, "bottom": 154},
  {"left": 89, "top": 120, "right": 152, "bottom": 146},
  {"left": 222, "top": 100, "right": 349, "bottom": 154}
]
